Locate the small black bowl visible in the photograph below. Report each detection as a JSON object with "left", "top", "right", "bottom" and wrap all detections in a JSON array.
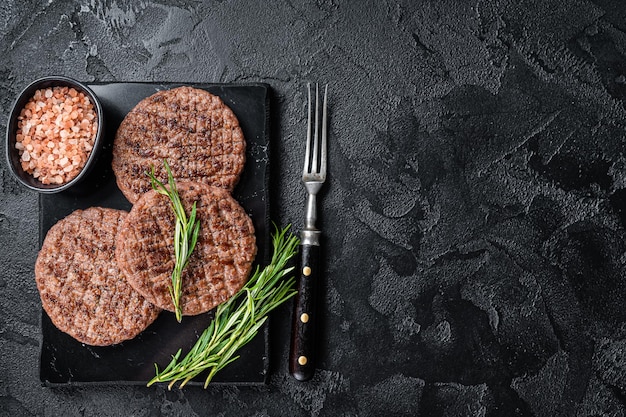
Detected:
[{"left": 5, "top": 76, "right": 104, "bottom": 193}]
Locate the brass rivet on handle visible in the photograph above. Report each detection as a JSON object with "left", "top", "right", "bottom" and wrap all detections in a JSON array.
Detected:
[
  {"left": 298, "top": 356, "right": 308, "bottom": 365},
  {"left": 303, "top": 266, "right": 311, "bottom": 276},
  {"left": 300, "top": 313, "right": 309, "bottom": 323}
]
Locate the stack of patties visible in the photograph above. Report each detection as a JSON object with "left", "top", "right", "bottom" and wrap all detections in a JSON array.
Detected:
[
  {"left": 112, "top": 86, "right": 256, "bottom": 317},
  {"left": 35, "top": 86, "right": 257, "bottom": 346}
]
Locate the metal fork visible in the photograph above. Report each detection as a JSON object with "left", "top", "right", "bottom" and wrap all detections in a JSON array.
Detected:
[{"left": 290, "top": 83, "right": 327, "bottom": 381}]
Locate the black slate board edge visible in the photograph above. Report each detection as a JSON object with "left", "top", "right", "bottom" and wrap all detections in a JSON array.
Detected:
[{"left": 36, "top": 82, "right": 273, "bottom": 388}]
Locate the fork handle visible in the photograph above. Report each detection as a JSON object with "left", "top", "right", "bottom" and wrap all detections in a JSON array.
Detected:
[{"left": 289, "top": 242, "right": 320, "bottom": 381}]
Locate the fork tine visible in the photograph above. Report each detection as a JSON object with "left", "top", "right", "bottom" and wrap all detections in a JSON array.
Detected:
[
  {"left": 302, "top": 83, "right": 327, "bottom": 178},
  {"left": 303, "top": 83, "right": 312, "bottom": 176},
  {"left": 320, "top": 84, "right": 327, "bottom": 177},
  {"left": 312, "top": 83, "right": 320, "bottom": 174}
]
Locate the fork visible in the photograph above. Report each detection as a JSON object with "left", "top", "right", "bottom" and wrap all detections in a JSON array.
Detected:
[{"left": 289, "top": 83, "right": 327, "bottom": 381}]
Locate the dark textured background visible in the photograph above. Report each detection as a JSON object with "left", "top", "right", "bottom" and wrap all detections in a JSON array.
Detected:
[{"left": 2, "top": 0, "right": 626, "bottom": 416}]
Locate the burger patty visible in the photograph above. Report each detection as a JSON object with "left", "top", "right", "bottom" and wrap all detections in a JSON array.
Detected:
[
  {"left": 112, "top": 86, "right": 246, "bottom": 204},
  {"left": 35, "top": 207, "right": 161, "bottom": 346},
  {"left": 115, "top": 181, "right": 257, "bottom": 316}
]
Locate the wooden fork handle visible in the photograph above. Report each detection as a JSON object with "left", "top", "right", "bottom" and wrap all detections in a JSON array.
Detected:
[{"left": 289, "top": 243, "right": 319, "bottom": 381}]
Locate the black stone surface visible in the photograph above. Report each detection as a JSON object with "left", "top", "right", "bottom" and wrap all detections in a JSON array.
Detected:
[
  {"left": 37, "top": 83, "right": 271, "bottom": 387},
  {"left": 1, "top": 1, "right": 626, "bottom": 416}
]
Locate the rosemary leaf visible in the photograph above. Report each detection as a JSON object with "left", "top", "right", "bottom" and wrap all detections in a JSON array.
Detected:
[
  {"left": 147, "top": 160, "right": 201, "bottom": 322},
  {"left": 147, "top": 224, "right": 299, "bottom": 389}
]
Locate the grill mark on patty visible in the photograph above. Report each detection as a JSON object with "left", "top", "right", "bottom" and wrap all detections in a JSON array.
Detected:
[
  {"left": 35, "top": 207, "right": 161, "bottom": 346},
  {"left": 112, "top": 86, "right": 246, "bottom": 204},
  {"left": 116, "top": 182, "right": 256, "bottom": 316}
]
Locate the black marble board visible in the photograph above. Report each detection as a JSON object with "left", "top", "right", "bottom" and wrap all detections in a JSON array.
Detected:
[{"left": 38, "top": 82, "right": 271, "bottom": 387}]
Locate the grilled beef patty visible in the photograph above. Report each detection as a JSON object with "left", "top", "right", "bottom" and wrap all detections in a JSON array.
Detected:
[
  {"left": 112, "top": 86, "right": 246, "bottom": 204},
  {"left": 115, "top": 182, "right": 256, "bottom": 316},
  {"left": 35, "top": 207, "right": 161, "bottom": 346}
]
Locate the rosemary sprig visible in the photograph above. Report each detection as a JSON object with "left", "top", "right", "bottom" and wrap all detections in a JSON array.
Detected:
[
  {"left": 147, "top": 159, "right": 201, "bottom": 323},
  {"left": 147, "top": 225, "right": 299, "bottom": 389}
]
